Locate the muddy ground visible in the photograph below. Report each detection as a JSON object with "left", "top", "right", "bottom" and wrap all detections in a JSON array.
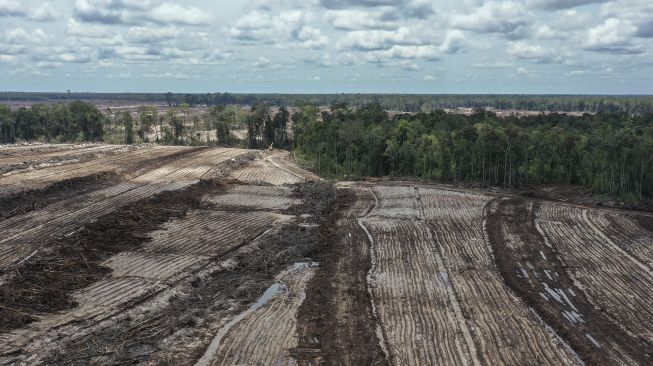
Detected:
[
  {"left": 38, "top": 181, "right": 334, "bottom": 365},
  {"left": 292, "top": 188, "right": 388, "bottom": 366},
  {"left": 0, "top": 180, "right": 225, "bottom": 332},
  {"left": 2, "top": 145, "right": 652, "bottom": 366},
  {"left": 486, "top": 198, "right": 652, "bottom": 365}
]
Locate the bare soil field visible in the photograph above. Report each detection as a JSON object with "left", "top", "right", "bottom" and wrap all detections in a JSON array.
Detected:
[{"left": 1, "top": 143, "right": 652, "bottom": 365}]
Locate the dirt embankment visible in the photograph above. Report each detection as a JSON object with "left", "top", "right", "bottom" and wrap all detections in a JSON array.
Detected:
[{"left": 485, "top": 197, "right": 653, "bottom": 365}]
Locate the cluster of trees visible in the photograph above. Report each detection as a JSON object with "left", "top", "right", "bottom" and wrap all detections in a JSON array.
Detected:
[
  {"left": 293, "top": 104, "right": 653, "bottom": 200},
  {"left": 104, "top": 103, "right": 250, "bottom": 146},
  {"left": 0, "top": 101, "right": 291, "bottom": 148},
  {"left": 0, "top": 102, "right": 104, "bottom": 143},
  {"left": 245, "top": 105, "right": 290, "bottom": 149},
  {"left": 3, "top": 99, "right": 652, "bottom": 200},
  {"left": 3, "top": 92, "right": 653, "bottom": 114}
]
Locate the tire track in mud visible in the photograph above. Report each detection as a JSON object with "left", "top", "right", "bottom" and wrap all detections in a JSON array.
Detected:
[
  {"left": 0, "top": 171, "right": 118, "bottom": 220},
  {"left": 0, "top": 145, "right": 156, "bottom": 192},
  {"left": 364, "top": 218, "right": 481, "bottom": 366},
  {"left": 414, "top": 187, "right": 576, "bottom": 365},
  {"left": 231, "top": 153, "right": 305, "bottom": 186},
  {"left": 32, "top": 181, "right": 335, "bottom": 366},
  {"left": 0, "top": 147, "right": 247, "bottom": 270},
  {"left": 538, "top": 203, "right": 653, "bottom": 350},
  {"left": 587, "top": 212, "right": 653, "bottom": 270},
  {"left": 359, "top": 187, "right": 391, "bottom": 363},
  {"left": 196, "top": 264, "right": 316, "bottom": 366},
  {"left": 0, "top": 144, "right": 127, "bottom": 176},
  {"left": 0, "top": 180, "right": 225, "bottom": 334},
  {"left": 292, "top": 187, "right": 388, "bottom": 366},
  {"left": 486, "top": 197, "right": 652, "bottom": 365}
]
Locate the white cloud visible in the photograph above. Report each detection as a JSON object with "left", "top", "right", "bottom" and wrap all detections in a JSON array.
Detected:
[
  {"left": 585, "top": 18, "right": 643, "bottom": 54},
  {"left": 74, "top": 0, "right": 210, "bottom": 26},
  {"left": 251, "top": 56, "right": 282, "bottom": 69},
  {"left": 534, "top": 10, "right": 589, "bottom": 39},
  {"left": 600, "top": 0, "right": 653, "bottom": 39},
  {"left": 337, "top": 27, "right": 423, "bottom": 51},
  {"left": 142, "top": 71, "right": 190, "bottom": 79},
  {"left": 228, "top": 9, "right": 327, "bottom": 49},
  {"left": 532, "top": 0, "right": 609, "bottom": 10},
  {"left": 325, "top": 9, "right": 397, "bottom": 30},
  {"left": 507, "top": 41, "right": 556, "bottom": 62},
  {"left": 424, "top": 74, "right": 435, "bottom": 81},
  {"left": 450, "top": 1, "right": 530, "bottom": 39},
  {"left": 296, "top": 26, "right": 330, "bottom": 49},
  {"left": 0, "top": 54, "right": 17, "bottom": 62},
  {"left": 0, "top": 1, "right": 58, "bottom": 21},
  {"left": 4, "top": 27, "right": 48, "bottom": 44},
  {"left": 66, "top": 18, "right": 112, "bottom": 38},
  {"left": 366, "top": 45, "right": 440, "bottom": 62},
  {"left": 471, "top": 61, "right": 513, "bottom": 68},
  {"left": 126, "top": 26, "right": 180, "bottom": 44},
  {"left": 0, "top": 0, "right": 652, "bottom": 92},
  {"left": 149, "top": 3, "right": 211, "bottom": 26},
  {"left": 439, "top": 30, "right": 465, "bottom": 54}
]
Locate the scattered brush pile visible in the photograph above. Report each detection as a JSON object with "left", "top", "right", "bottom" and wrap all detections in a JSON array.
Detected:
[
  {"left": 0, "top": 179, "right": 226, "bottom": 332},
  {"left": 44, "top": 180, "right": 336, "bottom": 365},
  {"left": 0, "top": 172, "right": 117, "bottom": 220}
]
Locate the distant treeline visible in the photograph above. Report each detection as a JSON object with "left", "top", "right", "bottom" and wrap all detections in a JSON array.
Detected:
[
  {"left": 3, "top": 100, "right": 653, "bottom": 200},
  {"left": 293, "top": 104, "right": 653, "bottom": 200},
  {"left": 0, "top": 101, "right": 291, "bottom": 148},
  {"left": 0, "top": 102, "right": 103, "bottom": 143},
  {"left": 2, "top": 92, "right": 653, "bottom": 114}
]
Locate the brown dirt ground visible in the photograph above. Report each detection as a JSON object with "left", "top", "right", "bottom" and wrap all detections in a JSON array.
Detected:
[
  {"left": 0, "top": 179, "right": 226, "bottom": 332},
  {"left": 0, "top": 171, "right": 119, "bottom": 220},
  {"left": 636, "top": 215, "right": 653, "bottom": 234},
  {"left": 292, "top": 188, "right": 388, "bottom": 366},
  {"left": 485, "top": 197, "right": 653, "bottom": 365},
  {"left": 42, "top": 181, "right": 335, "bottom": 365}
]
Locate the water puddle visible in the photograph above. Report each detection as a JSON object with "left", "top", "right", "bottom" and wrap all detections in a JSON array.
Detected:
[
  {"left": 440, "top": 271, "right": 449, "bottom": 283},
  {"left": 293, "top": 261, "right": 319, "bottom": 270},
  {"left": 195, "top": 262, "right": 314, "bottom": 366},
  {"left": 252, "top": 283, "right": 286, "bottom": 311},
  {"left": 585, "top": 333, "right": 601, "bottom": 348}
]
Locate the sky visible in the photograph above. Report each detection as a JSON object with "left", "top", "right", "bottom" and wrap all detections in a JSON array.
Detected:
[{"left": 0, "top": 0, "right": 652, "bottom": 94}]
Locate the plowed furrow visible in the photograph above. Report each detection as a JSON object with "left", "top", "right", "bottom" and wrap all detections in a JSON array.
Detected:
[
  {"left": 538, "top": 203, "right": 653, "bottom": 346},
  {"left": 364, "top": 219, "right": 478, "bottom": 366},
  {"left": 199, "top": 265, "right": 315, "bottom": 366},
  {"left": 487, "top": 198, "right": 650, "bottom": 365},
  {"left": 231, "top": 158, "right": 303, "bottom": 186},
  {"left": 0, "top": 182, "right": 191, "bottom": 269},
  {"left": 585, "top": 211, "right": 653, "bottom": 271},
  {"left": 369, "top": 186, "right": 420, "bottom": 219},
  {"left": 104, "top": 252, "right": 207, "bottom": 281},
  {"left": 144, "top": 210, "right": 278, "bottom": 256},
  {"left": 203, "top": 185, "right": 299, "bottom": 211},
  {"left": 415, "top": 188, "right": 577, "bottom": 365}
]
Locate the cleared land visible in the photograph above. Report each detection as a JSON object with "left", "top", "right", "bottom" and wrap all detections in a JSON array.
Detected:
[{"left": 1, "top": 143, "right": 652, "bottom": 365}]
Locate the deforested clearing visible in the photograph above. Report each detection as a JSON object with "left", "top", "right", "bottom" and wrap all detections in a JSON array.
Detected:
[{"left": 1, "top": 143, "right": 652, "bottom": 365}]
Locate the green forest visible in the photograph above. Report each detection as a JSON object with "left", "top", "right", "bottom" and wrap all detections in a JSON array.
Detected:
[
  {"left": 292, "top": 104, "right": 653, "bottom": 200},
  {"left": 2, "top": 92, "right": 653, "bottom": 113},
  {"left": 1, "top": 101, "right": 652, "bottom": 200}
]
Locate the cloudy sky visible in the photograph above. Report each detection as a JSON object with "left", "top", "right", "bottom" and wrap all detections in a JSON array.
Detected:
[{"left": 0, "top": 0, "right": 652, "bottom": 93}]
